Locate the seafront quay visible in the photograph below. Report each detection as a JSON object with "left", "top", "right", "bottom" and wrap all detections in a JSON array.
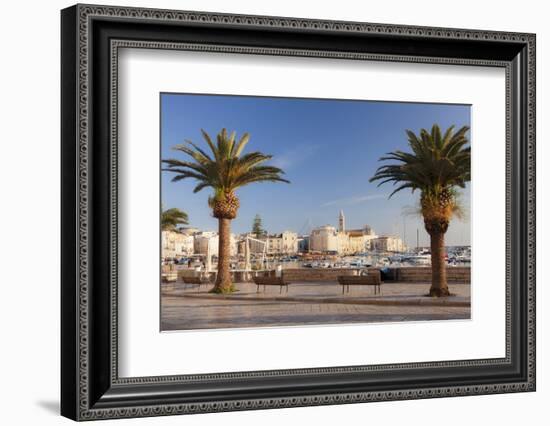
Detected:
[
  {"left": 163, "top": 281, "right": 470, "bottom": 306},
  {"left": 160, "top": 266, "right": 471, "bottom": 330}
]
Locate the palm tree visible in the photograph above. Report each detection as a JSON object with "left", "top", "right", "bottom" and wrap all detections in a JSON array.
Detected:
[
  {"left": 162, "top": 128, "right": 289, "bottom": 293},
  {"left": 161, "top": 207, "right": 189, "bottom": 231},
  {"left": 370, "top": 124, "right": 470, "bottom": 297}
]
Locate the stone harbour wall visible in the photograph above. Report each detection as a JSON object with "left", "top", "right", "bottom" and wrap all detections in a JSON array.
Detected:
[
  {"left": 173, "top": 266, "right": 471, "bottom": 284},
  {"left": 386, "top": 267, "right": 470, "bottom": 283},
  {"left": 281, "top": 268, "right": 378, "bottom": 282}
]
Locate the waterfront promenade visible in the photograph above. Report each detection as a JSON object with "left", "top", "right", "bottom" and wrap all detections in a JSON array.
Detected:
[{"left": 160, "top": 281, "right": 470, "bottom": 331}]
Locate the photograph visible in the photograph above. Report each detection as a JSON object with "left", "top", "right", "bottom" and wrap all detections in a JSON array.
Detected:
[
  {"left": 160, "top": 93, "right": 472, "bottom": 331},
  {"left": 57, "top": 3, "right": 536, "bottom": 421}
]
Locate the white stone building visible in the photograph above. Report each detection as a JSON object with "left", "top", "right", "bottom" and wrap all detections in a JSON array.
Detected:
[
  {"left": 372, "top": 236, "right": 406, "bottom": 252},
  {"left": 309, "top": 225, "right": 339, "bottom": 253},
  {"left": 161, "top": 230, "right": 194, "bottom": 260},
  {"left": 245, "top": 231, "right": 298, "bottom": 255},
  {"left": 266, "top": 231, "right": 298, "bottom": 254}
]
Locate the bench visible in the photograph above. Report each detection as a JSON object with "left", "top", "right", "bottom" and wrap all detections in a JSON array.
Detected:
[
  {"left": 182, "top": 275, "right": 212, "bottom": 292},
  {"left": 252, "top": 276, "right": 290, "bottom": 294},
  {"left": 337, "top": 274, "right": 381, "bottom": 295}
]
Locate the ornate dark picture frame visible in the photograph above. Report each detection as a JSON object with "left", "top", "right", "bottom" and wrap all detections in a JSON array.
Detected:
[{"left": 61, "top": 4, "right": 536, "bottom": 421}]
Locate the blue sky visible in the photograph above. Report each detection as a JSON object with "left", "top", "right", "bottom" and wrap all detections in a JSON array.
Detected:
[{"left": 161, "top": 93, "right": 471, "bottom": 247}]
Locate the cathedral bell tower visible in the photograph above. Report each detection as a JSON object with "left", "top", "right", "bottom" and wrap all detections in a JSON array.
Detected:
[{"left": 338, "top": 210, "right": 345, "bottom": 232}]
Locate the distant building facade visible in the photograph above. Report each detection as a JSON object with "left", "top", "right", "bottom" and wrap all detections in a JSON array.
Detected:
[
  {"left": 309, "top": 212, "right": 378, "bottom": 254},
  {"left": 310, "top": 225, "right": 339, "bottom": 253},
  {"left": 267, "top": 231, "right": 298, "bottom": 254},
  {"left": 372, "top": 236, "right": 405, "bottom": 252},
  {"left": 161, "top": 230, "right": 194, "bottom": 260},
  {"left": 246, "top": 231, "right": 298, "bottom": 255},
  {"left": 344, "top": 226, "right": 378, "bottom": 253},
  {"left": 194, "top": 231, "right": 237, "bottom": 256},
  {"left": 163, "top": 210, "right": 405, "bottom": 260}
]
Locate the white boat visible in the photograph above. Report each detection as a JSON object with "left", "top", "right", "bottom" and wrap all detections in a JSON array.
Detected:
[{"left": 406, "top": 255, "right": 431, "bottom": 265}]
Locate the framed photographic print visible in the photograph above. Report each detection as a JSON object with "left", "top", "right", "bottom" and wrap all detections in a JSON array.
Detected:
[{"left": 61, "top": 4, "right": 536, "bottom": 421}]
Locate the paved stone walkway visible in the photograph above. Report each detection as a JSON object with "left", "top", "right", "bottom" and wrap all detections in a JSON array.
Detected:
[{"left": 161, "top": 281, "right": 470, "bottom": 331}]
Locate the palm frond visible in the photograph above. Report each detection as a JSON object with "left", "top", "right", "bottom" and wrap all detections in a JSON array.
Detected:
[
  {"left": 370, "top": 124, "right": 471, "bottom": 210},
  {"left": 161, "top": 207, "right": 189, "bottom": 230},
  {"left": 162, "top": 128, "right": 290, "bottom": 198}
]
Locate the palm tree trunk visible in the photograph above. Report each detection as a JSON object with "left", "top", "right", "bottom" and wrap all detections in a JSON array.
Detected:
[
  {"left": 429, "top": 230, "right": 450, "bottom": 297},
  {"left": 212, "top": 218, "right": 235, "bottom": 293}
]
